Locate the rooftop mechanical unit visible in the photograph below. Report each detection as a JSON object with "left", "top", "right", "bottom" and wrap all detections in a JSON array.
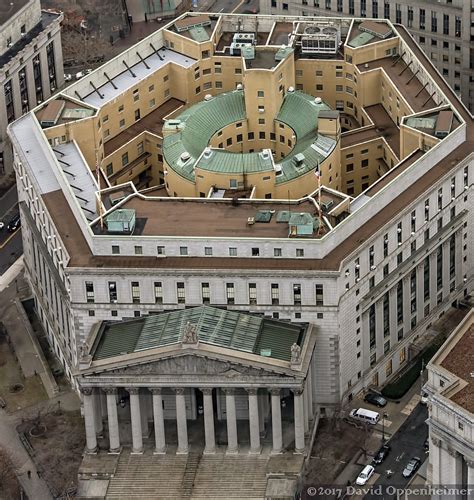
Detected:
[
  {"left": 300, "top": 24, "right": 340, "bottom": 56},
  {"left": 233, "top": 33, "right": 255, "bottom": 44},
  {"left": 230, "top": 42, "right": 253, "bottom": 56}
]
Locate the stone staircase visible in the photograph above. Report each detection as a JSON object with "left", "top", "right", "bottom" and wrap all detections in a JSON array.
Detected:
[
  {"left": 105, "top": 451, "right": 188, "bottom": 499},
  {"left": 191, "top": 454, "right": 269, "bottom": 499}
]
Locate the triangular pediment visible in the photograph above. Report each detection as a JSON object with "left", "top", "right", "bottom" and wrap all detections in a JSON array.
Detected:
[{"left": 98, "top": 353, "right": 290, "bottom": 380}]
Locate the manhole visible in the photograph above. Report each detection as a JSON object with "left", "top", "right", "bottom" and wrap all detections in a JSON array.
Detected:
[
  {"left": 9, "top": 383, "right": 24, "bottom": 393},
  {"left": 29, "top": 423, "right": 47, "bottom": 438}
]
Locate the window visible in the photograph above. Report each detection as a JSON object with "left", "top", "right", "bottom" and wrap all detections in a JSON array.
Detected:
[
  {"left": 274, "top": 248, "right": 282, "bottom": 257},
  {"left": 346, "top": 163, "right": 354, "bottom": 172},
  {"left": 454, "top": 16, "right": 461, "bottom": 37},
  {"left": 315, "top": 284, "right": 323, "bottom": 306},
  {"left": 443, "top": 14, "right": 449, "bottom": 35},
  {"left": 293, "top": 284, "right": 301, "bottom": 305},
  {"left": 215, "top": 81, "right": 222, "bottom": 89},
  {"left": 282, "top": 2, "right": 288, "bottom": 9},
  {"left": 385, "top": 359, "right": 392, "bottom": 377},
  {"left": 106, "top": 163, "right": 113, "bottom": 176},
  {"left": 407, "top": 6, "right": 413, "bottom": 27},
  {"left": 131, "top": 282, "right": 140, "bottom": 303},
  {"left": 437, "top": 245, "right": 443, "bottom": 291},
  {"left": 149, "top": 98, "right": 156, "bottom": 108},
  {"left": 257, "top": 90, "right": 264, "bottom": 98},
  {"left": 419, "top": 9, "right": 425, "bottom": 30},
  {"left": 234, "top": 68, "right": 242, "bottom": 74},
  {"left": 108, "top": 281, "right": 117, "bottom": 303},
  {"left": 397, "top": 280, "right": 403, "bottom": 324},
  {"left": 121, "top": 152, "right": 129, "bottom": 166},
  {"left": 249, "top": 283, "right": 257, "bottom": 305},
  {"left": 251, "top": 248, "right": 260, "bottom": 257},
  {"left": 259, "top": 132, "right": 265, "bottom": 139},
  {"left": 361, "top": 159, "right": 369, "bottom": 168},
  {"left": 229, "top": 247, "right": 237, "bottom": 256},
  {"left": 112, "top": 245, "right": 120, "bottom": 254},
  {"left": 271, "top": 284, "right": 279, "bottom": 305},
  {"left": 201, "top": 283, "right": 210, "bottom": 304},
  {"left": 204, "top": 247, "right": 213, "bottom": 256},
  {"left": 85, "top": 282, "right": 94, "bottom": 303},
  {"left": 134, "top": 245, "right": 143, "bottom": 255},
  {"left": 154, "top": 282, "right": 163, "bottom": 304},
  {"left": 119, "top": 118, "right": 125, "bottom": 128},
  {"left": 369, "top": 304, "right": 376, "bottom": 349},
  {"left": 226, "top": 283, "right": 235, "bottom": 304},
  {"left": 395, "top": 3, "right": 401, "bottom": 24},
  {"left": 177, "top": 282, "right": 185, "bottom": 303},
  {"left": 180, "top": 246, "right": 188, "bottom": 256},
  {"left": 157, "top": 246, "right": 165, "bottom": 255},
  {"left": 296, "top": 248, "right": 304, "bottom": 257}
]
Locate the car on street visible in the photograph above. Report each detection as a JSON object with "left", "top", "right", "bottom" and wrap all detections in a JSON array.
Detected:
[
  {"left": 64, "top": 73, "right": 73, "bottom": 82},
  {"left": 402, "top": 457, "right": 421, "bottom": 478},
  {"left": 373, "top": 444, "right": 391, "bottom": 465},
  {"left": 75, "top": 69, "right": 92, "bottom": 80},
  {"left": 364, "top": 392, "right": 387, "bottom": 408},
  {"left": 421, "top": 391, "right": 429, "bottom": 404},
  {"left": 356, "top": 465, "right": 374, "bottom": 485},
  {"left": 7, "top": 214, "right": 21, "bottom": 232}
]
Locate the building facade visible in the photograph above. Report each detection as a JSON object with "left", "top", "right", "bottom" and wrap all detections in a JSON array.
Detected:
[
  {"left": 7, "top": 12, "right": 473, "bottom": 423},
  {"left": 259, "top": 0, "right": 474, "bottom": 113},
  {"left": 0, "top": 0, "right": 63, "bottom": 175},
  {"left": 425, "top": 310, "right": 474, "bottom": 496}
]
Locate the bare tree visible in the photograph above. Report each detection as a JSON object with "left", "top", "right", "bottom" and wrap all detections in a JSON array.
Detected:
[{"left": 0, "top": 447, "right": 21, "bottom": 500}]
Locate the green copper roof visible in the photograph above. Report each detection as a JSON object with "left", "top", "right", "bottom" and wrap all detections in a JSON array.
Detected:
[
  {"left": 188, "top": 26, "right": 210, "bottom": 42},
  {"left": 196, "top": 149, "right": 274, "bottom": 174},
  {"left": 92, "top": 306, "right": 305, "bottom": 363},
  {"left": 348, "top": 32, "right": 375, "bottom": 48}
]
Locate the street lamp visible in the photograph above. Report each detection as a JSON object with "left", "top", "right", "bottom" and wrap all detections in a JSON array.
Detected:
[{"left": 382, "top": 412, "right": 388, "bottom": 444}]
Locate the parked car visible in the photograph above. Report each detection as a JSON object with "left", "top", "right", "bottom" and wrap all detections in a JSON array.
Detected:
[
  {"left": 349, "top": 408, "right": 380, "bottom": 425},
  {"left": 373, "top": 444, "right": 391, "bottom": 465},
  {"left": 364, "top": 392, "right": 387, "bottom": 408},
  {"left": 424, "top": 439, "right": 429, "bottom": 451},
  {"left": 421, "top": 391, "right": 429, "bottom": 404},
  {"left": 75, "top": 69, "right": 92, "bottom": 80},
  {"left": 356, "top": 465, "right": 374, "bottom": 485},
  {"left": 7, "top": 214, "right": 21, "bottom": 232},
  {"left": 64, "top": 73, "right": 73, "bottom": 82},
  {"left": 402, "top": 457, "right": 421, "bottom": 478}
]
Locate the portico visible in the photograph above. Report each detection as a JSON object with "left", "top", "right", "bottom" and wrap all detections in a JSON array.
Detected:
[{"left": 77, "top": 306, "right": 317, "bottom": 456}]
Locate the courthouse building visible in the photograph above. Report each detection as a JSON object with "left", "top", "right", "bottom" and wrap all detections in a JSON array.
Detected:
[{"left": 6, "top": 12, "right": 473, "bottom": 494}]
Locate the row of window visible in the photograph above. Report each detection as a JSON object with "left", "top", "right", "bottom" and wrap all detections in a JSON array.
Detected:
[{"left": 85, "top": 281, "right": 324, "bottom": 306}]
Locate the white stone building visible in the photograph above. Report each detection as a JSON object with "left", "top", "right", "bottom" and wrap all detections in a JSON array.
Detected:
[
  {"left": 6, "top": 11, "right": 473, "bottom": 423},
  {"left": 425, "top": 309, "right": 474, "bottom": 496},
  {"left": 0, "top": 0, "right": 63, "bottom": 176}
]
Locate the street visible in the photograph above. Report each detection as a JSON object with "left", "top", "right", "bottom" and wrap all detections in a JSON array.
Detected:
[
  {"left": 364, "top": 404, "right": 429, "bottom": 499},
  {"left": 0, "top": 185, "right": 22, "bottom": 276}
]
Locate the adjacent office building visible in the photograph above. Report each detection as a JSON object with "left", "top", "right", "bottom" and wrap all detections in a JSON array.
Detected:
[
  {"left": 425, "top": 309, "right": 473, "bottom": 494},
  {"left": 7, "top": 12, "right": 473, "bottom": 464},
  {"left": 260, "top": 0, "right": 474, "bottom": 113},
  {"left": 0, "top": 0, "right": 63, "bottom": 175}
]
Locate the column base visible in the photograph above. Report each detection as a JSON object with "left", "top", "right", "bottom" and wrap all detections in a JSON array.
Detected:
[
  {"left": 270, "top": 448, "right": 283, "bottom": 455},
  {"left": 203, "top": 447, "right": 216, "bottom": 455},
  {"left": 131, "top": 448, "right": 144, "bottom": 455},
  {"left": 249, "top": 446, "right": 262, "bottom": 455},
  {"left": 293, "top": 448, "right": 305, "bottom": 455},
  {"left": 85, "top": 446, "right": 98, "bottom": 455},
  {"left": 108, "top": 446, "right": 122, "bottom": 455},
  {"left": 153, "top": 446, "right": 168, "bottom": 455},
  {"left": 176, "top": 447, "right": 189, "bottom": 455},
  {"left": 226, "top": 447, "right": 239, "bottom": 455}
]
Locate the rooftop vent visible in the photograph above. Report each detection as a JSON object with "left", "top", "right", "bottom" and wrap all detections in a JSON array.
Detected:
[
  {"left": 314, "top": 96, "right": 322, "bottom": 104},
  {"left": 236, "top": 83, "right": 243, "bottom": 91},
  {"left": 288, "top": 86, "right": 295, "bottom": 93},
  {"left": 203, "top": 147, "right": 213, "bottom": 159},
  {"left": 204, "top": 94, "right": 213, "bottom": 101},
  {"left": 180, "top": 152, "right": 191, "bottom": 162},
  {"left": 260, "top": 149, "right": 272, "bottom": 161},
  {"left": 274, "top": 164, "right": 282, "bottom": 176},
  {"left": 247, "top": 217, "right": 255, "bottom": 225}
]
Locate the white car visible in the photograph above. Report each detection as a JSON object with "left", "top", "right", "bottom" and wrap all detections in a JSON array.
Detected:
[
  {"left": 356, "top": 464, "right": 374, "bottom": 486},
  {"left": 75, "top": 69, "right": 92, "bottom": 80},
  {"left": 64, "top": 73, "right": 73, "bottom": 82},
  {"left": 421, "top": 391, "right": 429, "bottom": 404},
  {"left": 0, "top": 221, "right": 4, "bottom": 230}
]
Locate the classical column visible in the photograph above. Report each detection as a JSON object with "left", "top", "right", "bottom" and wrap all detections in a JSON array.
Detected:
[
  {"left": 270, "top": 389, "right": 283, "bottom": 454},
  {"left": 445, "top": 447, "right": 463, "bottom": 496},
  {"left": 466, "top": 460, "right": 474, "bottom": 499},
  {"left": 104, "top": 388, "right": 121, "bottom": 453},
  {"left": 247, "top": 388, "right": 261, "bottom": 454},
  {"left": 93, "top": 390, "right": 103, "bottom": 436},
  {"left": 293, "top": 389, "right": 305, "bottom": 453},
  {"left": 307, "top": 365, "right": 313, "bottom": 420},
  {"left": 175, "top": 388, "right": 188, "bottom": 454},
  {"left": 224, "top": 389, "right": 238, "bottom": 454},
  {"left": 303, "top": 388, "right": 309, "bottom": 433},
  {"left": 201, "top": 388, "right": 216, "bottom": 454},
  {"left": 81, "top": 388, "right": 98, "bottom": 454},
  {"left": 140, "top": 393, "right": 150, "bottom": 437},
  {"left": 151, "top": 388, "right": 166, "bottom": 454},
  {"left": 128, "top": 388, "right": 143, "bottom": 454},
  {"left": 429, "top": 436, "right": 442, "bottom": 487}
]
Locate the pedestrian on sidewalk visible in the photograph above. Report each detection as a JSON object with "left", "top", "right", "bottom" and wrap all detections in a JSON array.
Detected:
[{"left": 27, "top": 470, "right": 31, "bottom": 479}]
